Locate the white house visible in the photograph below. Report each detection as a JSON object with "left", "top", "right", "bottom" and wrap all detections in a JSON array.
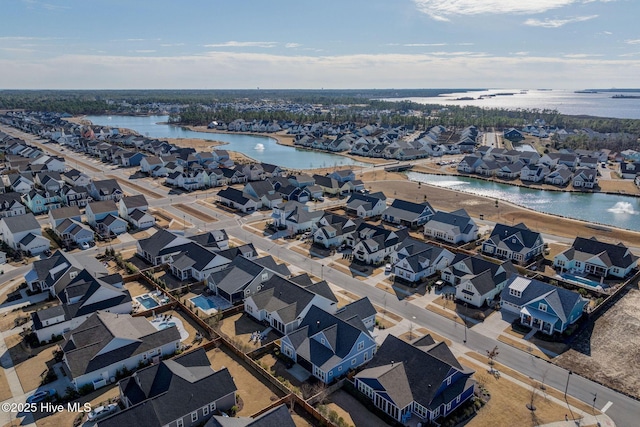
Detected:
[
  {"left": 61, "top": 312, "right": 181, "bottom": 391},
  {"left": 424, "top": 209, "right": 478, "bottom": 244},
  {"left": 390, "top": 239, "right": 455, "bottom": 283},
  {"left": 554, "top": 237, "right": 638, "bottom": 279},
  {"left": 0, "top": 213, "right": 50, "bottom": 255}
]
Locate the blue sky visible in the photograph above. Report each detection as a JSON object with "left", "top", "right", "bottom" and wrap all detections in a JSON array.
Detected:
[{"left": 1, "top": 0, "right": 638, "bottom": 89}]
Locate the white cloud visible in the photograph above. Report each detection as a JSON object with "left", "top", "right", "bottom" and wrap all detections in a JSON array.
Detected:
[
  {"left": 204, "top": 41, "right": 278, "bottom": 48},
  {"left": 564, "top": 53, "right": 603, "bottom": 58},
  {"left": 413, "top": 0, "right": 609, "bottom": 21},
  {"left": 626, "top": 39, "right": 640, "bottom": 45},
  {"left": 2, "top": 50, "right": 639, "bottom": 90},
  {"left": 404, "top": 43, "right": 447, "bottom": 47},
  {"left": 285, "top": 43, "right": 302, "bottom": 48},
  {"left": 524, "top": 15, "right": 598, "bottom": 28},
  {"left": 133, "top": 50, "right": 157, "bottom": 53},
  {"left": 160, "top": 43, "right": 185, "bottom": 47},
  {"left": 512, "top": 51, "right": 530, "bottom": 55}
]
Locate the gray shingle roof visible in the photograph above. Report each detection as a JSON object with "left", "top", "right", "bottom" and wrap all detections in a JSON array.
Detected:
[{"left": 101, "top": 348, "right": 237, "bottom": 427}]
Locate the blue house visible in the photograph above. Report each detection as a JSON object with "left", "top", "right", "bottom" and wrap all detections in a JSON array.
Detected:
[
  {"left": 500, "top": 275, "right": 588, "bottom": 335},
  {"left": 503, "top": 128, "right": 525, "bottom": 142},
  {"left": 280, "top": 305, "right": 376, "bottom": 384},
  {"left": 355, "top": 335, "right": 475, "bottom": 425}
]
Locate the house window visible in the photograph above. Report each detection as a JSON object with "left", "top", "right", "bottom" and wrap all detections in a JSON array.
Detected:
[
  {"left": 539, "top": 303, "right": 547, "bottom": 312},
  {"left": 191, "top": 411, "right": 198, "bottom": 422},
  {"left": 509, "top": 289, "right": 521, "bottom": 298},
  {"left": 261, "top": 272, "right": 269, "bottom": 281},
  {"left": 465, "top": 283, "right": 472, "bottom": 291},
  {"left": 203, "top": 405, "right": 209, "bottom": 416},
  {"left": 447, "top": 376, "right": 451, "bottom": 385},
  {"left": 177, "top": 419, "right": 184, "bottom": 427},
  {"left": 321, "top": 338, "right": 325, "bottom": 345},
  {"left": 357, "top": 341, "right": 364, "bottom": 351},
  {"left": 338, "top": 366, "right": 343, "bottom": 372},
  {"left": 210, "top": 402, "right": 216, "bottom": 412},
  {"left": 351, "top": 358, "right": 357, "bottom": 365}
]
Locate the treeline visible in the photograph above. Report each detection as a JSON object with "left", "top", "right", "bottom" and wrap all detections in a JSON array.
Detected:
[{"left": 2, "top": 89, "right": 640, "bottom": 137}]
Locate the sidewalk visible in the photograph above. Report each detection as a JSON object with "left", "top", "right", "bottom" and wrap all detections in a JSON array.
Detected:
[{"left": 459, "top": 354, "right": 616, "bottom": 427}]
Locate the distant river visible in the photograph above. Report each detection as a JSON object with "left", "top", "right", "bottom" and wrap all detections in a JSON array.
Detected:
[
  {"left": 385, "top": 89, "right": 640, "bottom": 119},
  {"left": 84, "top": 115, "right": 369, "bottom": 170},
  {"left": 407, "top": 172, "right": 640, "bottom": 231}
]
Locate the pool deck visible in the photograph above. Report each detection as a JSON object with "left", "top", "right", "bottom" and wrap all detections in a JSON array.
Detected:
[{"left": 150, "top": 315, "right": 189, "bottom": 341}]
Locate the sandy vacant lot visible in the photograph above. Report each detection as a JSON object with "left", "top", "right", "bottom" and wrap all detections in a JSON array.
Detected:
[
  {"left": 556, "top": 286, "right": 640, "bottom": 399},
  {"left": 206, "top": 346, "right": 284, "bottom": 416}
]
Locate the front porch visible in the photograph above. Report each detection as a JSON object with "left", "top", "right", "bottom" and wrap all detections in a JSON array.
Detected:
[{"left": 520, "top": 307, "right": 557, "bottom": 335}]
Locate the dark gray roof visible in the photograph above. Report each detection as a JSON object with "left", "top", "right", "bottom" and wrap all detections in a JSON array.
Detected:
[
  {"left": 137, "top": 229, "right": 187, "bottom": 258},
  {"left": 561, "top": 236, "right": 638, "bottom": 269},
  {"left": 288, "top": 305, "right": 369, "bottom": 370},
  {"left": 101, "top": 349, "right": 237, "bottom": 427},
  {"left": 62, "top": 312, "right": 181, "bottom": 378},
  {"left": 121, "top": 195, "right": 148, "bottom": 209},
  {"left": 206, "top": 404, "right": 296, "bottom": 427},
  {"left": 485, "top": 222, "right": 542, "bottom": 254},
  {"left": 335, "top": 297, "right": 376, "bottom": 324},
  {"left": 500, "top": 276, "right": 586, "bottom": 324},
  {"left": 210, "top": 256, "right": 269, "bottom": 295},
  {"left": 382, "top": 199, "right": 434, "bottom": 223},
  {"left": 355, "top": 335, "right": 473, "bottom": 410}
]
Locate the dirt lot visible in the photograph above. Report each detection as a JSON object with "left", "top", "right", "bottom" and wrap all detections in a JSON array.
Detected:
[
  {"left": 206, "top": 346, "right": 284, "bottom": 416},
  {"left": 4, "top": 334, "right": 58, "bottom": 392},
  {"left": 323, "top": 389, "right": 390, "bottom": 427},
  {"left": 0, "top": 369, "right": 11, "bottom": 401},
  {"left": 556, "top": 286, "right": 640, "bottom": 399},
  {"left": 463, "top": 359, "right": 585, "bottom": 427},
  {"left": 123, "top": 280, "right": 154, "bottom": 298},
  {"left": 34, "top": 384, "right": 120, "bottom": 427},
  {"left": 219, "top": 313, "right": 280, "bottom": 350}
]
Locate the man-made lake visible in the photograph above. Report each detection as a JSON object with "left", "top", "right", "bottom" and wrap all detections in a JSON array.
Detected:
[
  {"left": 407, "top": 172, "right": 640, "bottom": 231},
  {"left": 84, "top": 115, "right": 369, "bottom": 170}
]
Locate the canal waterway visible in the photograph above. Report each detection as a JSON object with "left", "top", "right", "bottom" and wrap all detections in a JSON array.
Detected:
[
  {"left": 84, "top": 115, "right": 369, "bottom": 170},
  {"left": 407, "top": 172, "right": 640, "bottom": 231}
]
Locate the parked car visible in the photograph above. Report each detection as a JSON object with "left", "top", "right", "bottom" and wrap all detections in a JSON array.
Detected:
[
  {"left": 26, "top": 389, "right": 56, "bottom": 404},
  {"left": 80, "top": 241, "right": 91, "bottom": 250},
  {"left": 385, "top": 263, "right": 392, "bottom": 273},
  {"left": 87, "top": 403, "right": 118, "bottom": 422}
]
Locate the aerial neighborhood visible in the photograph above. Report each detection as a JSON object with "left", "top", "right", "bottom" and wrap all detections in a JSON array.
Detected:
[{"left": 0, "top": 108, "right": 635, "bottom": 427}]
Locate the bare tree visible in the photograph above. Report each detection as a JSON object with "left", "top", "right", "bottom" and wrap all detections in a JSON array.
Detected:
[{"left": 486, "top": 346, "right": 499, "bottom": 368}]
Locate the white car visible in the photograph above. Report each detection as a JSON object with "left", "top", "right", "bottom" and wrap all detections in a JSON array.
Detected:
[
  {"left": 80, "top": 241, "right": 91, "bottom": 250},
  {"left": 385, "top": 263, "right": 392, "bottom": 273},
  {"left": 87, "top": 403, "right": 118, "bottom": 422}
]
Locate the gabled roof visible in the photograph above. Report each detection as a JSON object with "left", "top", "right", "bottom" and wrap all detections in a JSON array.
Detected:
[
  {"left": 486, "top": 222, "right": 542, "bottom": 253},
  {"left": 101, "top": 348, "right": 237, "bottom": 427},
  {"left": 1, "top": 213, "right": 40, "bottom": 233},
  {"left": 559, "top": 236, "right": 638, "bottom": 268},
  {"left": 382, "top": 199, "right": 434, "bottom": 223},
  {"left": 500, "top": 276, "right": 587, "bottom": 323},
  {"left": 62, "top": 312, "right": 180, "bottom": 378},
  {"left": 87, "top": 200, "right": 118, "bottom": 215},
  {"left": 355, "top": 335, "right": 473, "bottom": 410},
  {"left": 120, "top": 194, "right": 148, "bottom": 209},
  {"left": 49, "top": 206, "right": 82, "bottom": 220},
  {"left": 288, "top": 305, "right": 370, "bottom": 370}
]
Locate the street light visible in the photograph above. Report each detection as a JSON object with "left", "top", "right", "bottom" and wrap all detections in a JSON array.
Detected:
[
  {"left": 463, "top": 303, "right": 468, "bottom": 344},
  {"left": 564, "top": 370, "right": 573, "bottom": 400},
  {"left": 321, "top": 264, "right": 324, "bottom": 280}
]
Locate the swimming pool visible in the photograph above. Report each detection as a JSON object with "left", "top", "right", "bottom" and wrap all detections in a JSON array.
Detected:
[
  {"left": 560, "top": 273, "right": 605, "bottom": 288},
  {"left": 158, "top": 321, "right": 177, "bottom": 330},
  {"left": 136, "top": 294, "right": 160, "bottom": 310},
  {"left": 190, "top": 295, "right": 218, "bottom": 312}
]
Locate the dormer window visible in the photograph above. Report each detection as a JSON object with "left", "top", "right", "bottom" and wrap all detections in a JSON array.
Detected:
[
  {"left": 509, "top": 288, "right": 521, "bottom": 298},
  {"left": 539, "top": 303, "right": 547, "bottom": 312}
]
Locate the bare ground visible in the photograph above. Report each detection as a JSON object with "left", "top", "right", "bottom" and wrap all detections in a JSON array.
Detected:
[{"left": 556, "top": 286, "right": 640, "bottom": 399}]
